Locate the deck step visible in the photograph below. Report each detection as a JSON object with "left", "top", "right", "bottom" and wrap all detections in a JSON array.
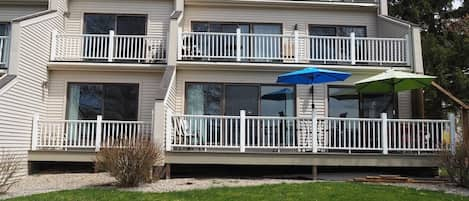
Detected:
[{"left": 353, "top": 175, "right": 448, "bottom": 184}]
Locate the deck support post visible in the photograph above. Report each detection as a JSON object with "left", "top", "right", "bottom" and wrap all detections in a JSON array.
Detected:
[
  {"left": 31, "top": 113, "right": 39, "bottom": 151},
  {"left": 312, "top": 166, "right": 318, "bottom": 180},
  {"left": 240, "top": 110, "right": 246, "bottom": 152},
  {"left": 449, "top": 113, "right": 456, "bottom": 154},
  {"left": 381, "top": 113, "right": 388, "bottom": 154},
  {"left": 95, "top": 115, "right": 102, "bottom": 152},
  {"left": 165, "top": 164, "right": 171, "bottom": 179},
  {"left": 312, "top": 110, "right": 318, "bottom": 153}
]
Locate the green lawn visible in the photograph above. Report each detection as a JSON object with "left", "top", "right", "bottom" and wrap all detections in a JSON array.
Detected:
[{"left": 5, "top": 182, "right": 469, "bottom": 201}]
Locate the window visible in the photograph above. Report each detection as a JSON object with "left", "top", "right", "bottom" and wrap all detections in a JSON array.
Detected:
[
  {"left": 190, "top": 22, "right": 282, "bottom": 61},
  {"left": 0, "top": 23, "right": 8, "bottom": 67},
  {"left": 0, "top": 23, "right": 8, "bottom": 36},
  {"left": 309, "top": 25, "right": 366, "bottom": 63},
  {"left": 84, "top": 14, "right": 147, "bottom": 35},
  {"left": 185, "top": 83, "right": 295, "bottom": 117},
  {"left": 83, "top": 14, "right": 147, "bottom": 61},
  {"left": 309, "top": 25, "right": 366, "bottom": 37},
  {"left": 66, "top": 83, "right": 139, "bottom": 121},
  {"left": 328, "top": 86, "right": 395, "bottom": 118},
  {"left": 328, "top": 86, "right": 359, "bottom": 118}
]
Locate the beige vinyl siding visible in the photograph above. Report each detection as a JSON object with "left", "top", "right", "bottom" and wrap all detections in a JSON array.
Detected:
[
  {"left": 183, "top": 5, "right": 377, "bottom": 37},
  {"left": 0, "top": 5, "right": 47, "bottom": 22},
  {"left": 46, "top": 70, "right": 164, "bottom": 122},
  {"left": 0, "top": 12, "right": 64, "bottom": 178},
  {"left": 65, "top": 0, "right": 173, "bottom": 36},
  {"left": 398, "top": 91, "right": 412, "bottom": 119}
]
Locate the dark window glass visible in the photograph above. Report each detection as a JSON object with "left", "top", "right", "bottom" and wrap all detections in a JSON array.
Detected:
[
  {"left": 67, "top": 83, "right": 139, "bottom": 120},
  {"left": 103, "top": 84, "right": 139, "bottom": 120},
  {"left": 185, "top": 83, "right": 296, "bottom": 117},
  {"left": 0, "top": 23, "right": 8, "bottom": 36},
  {"left": 361, "top": 93, "right": 394, "bottom": 118},
  {"left": 84, "top": 14, "right": 115, "bottom": 34},
  {"left": 116, "top": 16, "right": 146, "bottom": 35},
  {"left": 192, "top": 23, "right": 209, "bottom": 32},
  {"left": 309, "top": 25, "right": 366, "bottom": 37},
  {"left": 328, "top": 86, "right": 395, "bottom": 118},
  {"left": 186, "top": 83, "right": 223, "bottom": 115},
  {"left": 261, "top": 86, "right": 295, "bottom": 117},
  {"left": 309, "top": 26, "right": 336, "bottom": 36},
  {"left": 84, "top": 14, "right": 147, "bottom": 34},
  {"left": 328, "top": 86, "right": 359, "bottom": 118},
  {"left": 337, "top": 26, "right": 366, "bottom": 37},
  {"left": 225, "top": 85, "right": 259, "bottom": 116}
]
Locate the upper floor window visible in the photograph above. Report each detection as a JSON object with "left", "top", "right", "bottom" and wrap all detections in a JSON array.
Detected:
[
  {"left": 0, "top": 23, "right": 9, "bottom": 36},
  {"left": 309, "top": 25, "right": 366, "bottom": 37},
  {"left": 192, "top": 22, "right": 281, "bottom": 35},
  {"left": 84, "top": 14, "right": 147, "bottom": 35}
]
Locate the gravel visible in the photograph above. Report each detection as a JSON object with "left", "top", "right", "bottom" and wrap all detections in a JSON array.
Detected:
[
  {"left": 0, "top": 173, "right": 309, "bottom": 200},
  {"left": 1, "top": 173, "right": 469, "bottom": 200}
]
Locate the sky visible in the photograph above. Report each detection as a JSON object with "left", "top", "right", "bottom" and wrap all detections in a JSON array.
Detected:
[{"left": 453, "top": 0, "right": 463, "bottom": 9}]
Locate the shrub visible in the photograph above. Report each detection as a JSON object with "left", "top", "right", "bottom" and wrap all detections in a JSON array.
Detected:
[
  {"left": 0, "top": 151, "right": 20, "bottom": 194},
  {"left": 440, "top": 143, "right": 469, "bottom": 188},
  {"left": 96, "top": 139, "right": 163, "bottom": 187}
]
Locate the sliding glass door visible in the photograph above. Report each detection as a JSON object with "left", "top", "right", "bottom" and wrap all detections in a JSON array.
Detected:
[
  {"left": 83, "top": 14, "right": 147, "bottom": 61},
  {"left": 66, "top": 83, "right": 139, "bottom": 120}
]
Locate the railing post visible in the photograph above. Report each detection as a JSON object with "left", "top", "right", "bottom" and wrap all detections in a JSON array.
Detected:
[
  {"left": 95, "top": 115, "right": 102, "bottom": 152},
  {"left": 294, "top": 30, "right": 299, "bottom": 63},
  {"left": 50, "top": 30, "right": 58, "bottom": 61},
  {"left": 404, "top": 34, "right": 411, "bottom": 66},
  {"left": 165, "top": 109, "right": 173, "bottom": 151},
  {"left": 108, "top": 30, "right": 115, "bottom": 62},
  {"left": 350, "top": 32, "right": 356, "bottom": 65},
  {"left": 449, "top": 113, "right": 456, "bottom": 154},
  {"left": 31, "top": 113, "right": 39, "bottom": 151},
  {"left": 240, "top": 110, "right": 246, "bottom": 152},
  {"left": 236, "top": 28, "right": 242, "bottom": 62},
  {"left": 312, "top": 110, "right": 318, "bottom": 153},
  {"left": 381, "top": 113, "right": 389, "bottom": 154}
]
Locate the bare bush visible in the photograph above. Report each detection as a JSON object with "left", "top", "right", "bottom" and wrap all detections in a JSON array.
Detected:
[
  {"left": 96, "top": 139, "right": 163, "bottom": 187},
  {"left": 0, "top": 151, "right": 20, "bottom": 194},
  {"left": 440, "top": 143, "right": 469, "bottom": 188}
]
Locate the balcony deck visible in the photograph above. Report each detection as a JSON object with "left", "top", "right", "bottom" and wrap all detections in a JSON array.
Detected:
[
  {"left": 50, "top": 31, "right": 167, "bottom": 64},
  {"left": 179, "top": 31, "right": 411, "bottom": 67},
  {"left": 29, "top": 112, "right": 456, "bottom": 168}
]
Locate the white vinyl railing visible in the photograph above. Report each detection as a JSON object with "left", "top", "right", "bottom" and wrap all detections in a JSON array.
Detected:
[
  {"left": 168, "top": 111, "right": 456, "bottom": 154},
  {"left": 180, "top": 30, "right": 410, "bottom": 65},
  {"left": 31, "top": 115, "right": 152, "bottom": 151},
  {"left": 51, "top": 30, "right": 167, "bottom": 63},
  {"left": 0, "top": 36, "right": 9, "bottom": 66}
]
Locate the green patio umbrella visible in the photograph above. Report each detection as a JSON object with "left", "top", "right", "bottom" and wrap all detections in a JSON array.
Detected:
[{"left": 354, "top": 69, "right": 436, "bottom": 117}]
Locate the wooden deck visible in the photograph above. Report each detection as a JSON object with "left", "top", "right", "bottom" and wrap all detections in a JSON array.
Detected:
[{"left": 28, "top": 150, "right": 439, "bottom": 168}]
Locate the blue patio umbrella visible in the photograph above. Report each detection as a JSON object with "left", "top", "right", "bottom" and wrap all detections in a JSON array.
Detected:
[{"left": 277, "top": 67, "right": 351, "bottom": 109}]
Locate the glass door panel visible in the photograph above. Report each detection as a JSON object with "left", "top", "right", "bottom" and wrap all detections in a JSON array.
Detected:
[{"left": 225, "top": 85, "right": 259, "bottom": 116}]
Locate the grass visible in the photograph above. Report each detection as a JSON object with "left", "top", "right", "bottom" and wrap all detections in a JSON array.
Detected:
[{"left": 4, "top": 182, "right": 469, "bottom": 201}]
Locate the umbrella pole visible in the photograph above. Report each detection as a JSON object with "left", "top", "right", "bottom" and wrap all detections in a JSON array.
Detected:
[{"left": 311, "top": 86, "right": 315, "bottom": 110}]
